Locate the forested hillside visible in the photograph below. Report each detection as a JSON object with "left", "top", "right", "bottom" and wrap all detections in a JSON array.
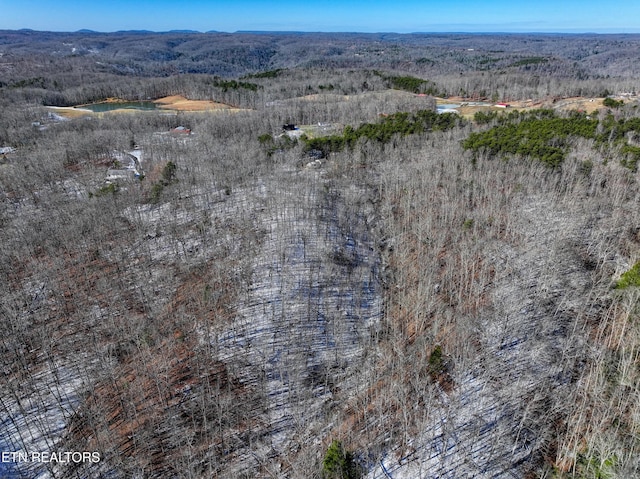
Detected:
[{"left": 1, "top": 31, "right": 639, "bottom": 478}]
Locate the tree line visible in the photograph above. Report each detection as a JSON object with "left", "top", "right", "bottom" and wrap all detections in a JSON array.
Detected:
[{"left": 464, "top": 108, "right": 640, "bottom": 170}]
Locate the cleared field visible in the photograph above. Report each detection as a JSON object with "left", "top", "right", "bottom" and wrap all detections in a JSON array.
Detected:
[
  {"left": 550, "top": 96, "right": 606, "bottom": 113},
  {"left": 155, "top": 95, "right": 235, "bottom": 111},
  {"left": 48, "top": 91, "right": 621, "bottom": 121},
  {"left": 48, "top": 95, "right": 242, "bottom": 119},
  {"left": 46, "top": 106, "right": 95, "bottom": 119},
  {"left": 440, "top": 96, "right": 613, "bottom": 118}
]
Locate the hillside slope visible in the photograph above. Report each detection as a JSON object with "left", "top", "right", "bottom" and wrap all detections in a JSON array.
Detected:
[{"left": 1, "top": 34, "right": 640, "bottom": 478}]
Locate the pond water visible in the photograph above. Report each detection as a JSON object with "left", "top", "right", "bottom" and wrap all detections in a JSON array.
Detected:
[
  {"left": 437, "top": 103, "right": 461, "bottom": 110},
  {"left": 78, "top": 101, "right": 157, "bottom": 112}
]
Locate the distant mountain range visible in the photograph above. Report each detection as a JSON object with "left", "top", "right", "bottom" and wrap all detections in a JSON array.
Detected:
[
  {"left": 3, "top": 29, "right": 640, "bottom": 80},
  {"left": 72, "top": 29, "right": 215, "bottom": 34}
]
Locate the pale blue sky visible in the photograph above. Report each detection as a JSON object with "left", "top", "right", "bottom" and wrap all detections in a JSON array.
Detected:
[{"left": 2, "top": 0, "right": 640, "bottom": 33}]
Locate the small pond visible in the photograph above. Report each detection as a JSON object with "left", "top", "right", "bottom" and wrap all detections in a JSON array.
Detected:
[
  {"left": 78, "top": 101, "right": 158, "bottom": 112},
  {"left": 437, "top": 104, "right": 461, "bottom": 111}
]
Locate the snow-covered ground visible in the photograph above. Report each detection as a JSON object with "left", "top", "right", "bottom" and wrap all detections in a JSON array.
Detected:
[
  {"left": 215, "top": 169, "right": 383, "bottom": 472},
  {"left": 0, "top": 361, "right": 86, "bottom": 479},
  {"left": 367, "top": 196, "right": 594, "bottom": 478}
]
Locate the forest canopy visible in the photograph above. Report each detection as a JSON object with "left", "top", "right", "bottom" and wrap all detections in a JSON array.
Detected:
[{"left": 1, "top": 30, "right": 640, "bottom": 479}]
